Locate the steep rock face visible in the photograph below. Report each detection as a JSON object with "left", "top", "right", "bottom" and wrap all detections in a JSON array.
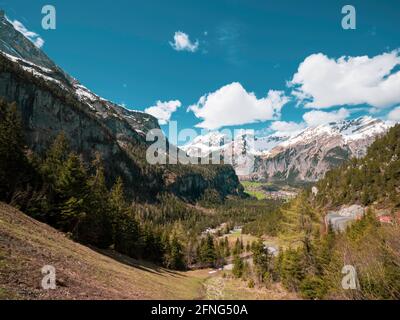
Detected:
[
  {"left": 0, "top": 55, "right": 162, "bottom": 199},
  {"left": 0, "top": 9, "right": 56, "bottom": 70},
  {"left": 167, "top": 165, "right": 242, "bottom": 200},
  {"left": 0, "top": 13, "right": 241, "bottom": 200},
  {"left": 255, "top": 136, "right": 351, "bottom": 182},
  {"left": 254, "top": 117, "right": 391, "bottom": 182},
  {"left": 183, "top": 117, "right": 392, "bottom": 183}
]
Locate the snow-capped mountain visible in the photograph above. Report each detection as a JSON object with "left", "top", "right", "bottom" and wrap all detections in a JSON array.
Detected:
[
  {"left": 182, "top": 117, "right": 393, "bottom": 182},
  {"left": 182, "top": 131, "right": 231, "bottom": 158},
  {"left": 0, "top": 9, "right": 393, "bottom": 186},
  {"left": 0, "top": 10, "right": 243, "bottom": 200},
  {"left": 279, "top": 117, "right": 389, "bottom": 150},
  {"left": 182, "top": 131, "right": 289, "bottom": 158},
  {"left": 0, "top": 10, "right": 158, "bottom": 139},
  {"left": 256, "top": 116, "right": 392, "bottom": 182}
]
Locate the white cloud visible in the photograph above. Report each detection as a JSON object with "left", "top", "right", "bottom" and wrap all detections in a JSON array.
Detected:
[
  {"left": 388, "top": 106, "right": 400, "bottom": 121},
  {"left": 302, "top": 108, "right": 350, "bottom": 127},
  {"left": 289, "top": 51, "right": 400, "bottom": 109},
  {"left": 170, "top": 31, "right": 199, "bottom": 52},
  {"left": 145, "top": 100, "right": 182, "bottom": 125},
  {"left": 188, "top": 82, "right": 289, "bottom": 130},
  {"left": 6, "top": 17, "right": 45, "bottom": 48},
  {"left": 269, "top": 121, "right": 306, "bottom": 136}
]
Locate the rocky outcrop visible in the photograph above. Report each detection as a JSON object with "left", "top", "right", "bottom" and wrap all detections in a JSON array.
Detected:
[
  {"left": 0, "top": 54, "right": 163, "bottom": 199},
  {"left": 183, "top": 117, "right": 392, "bottom": 183},
  {"left": 0, "top": 14, "right": 242, "bottom": 201},
  {"left": 254, "top": 117, "right": 390, "bottom": 183},
  {"left": 256, "top": 136, "right": 352, "bottom": 182},
  {"left": 325, "top": 205, "right": 365, "bottom": 232}
]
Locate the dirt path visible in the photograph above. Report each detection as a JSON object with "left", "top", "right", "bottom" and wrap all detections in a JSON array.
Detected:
[{"left": 203, "top": 275, "right": 225, "bottom": 300}]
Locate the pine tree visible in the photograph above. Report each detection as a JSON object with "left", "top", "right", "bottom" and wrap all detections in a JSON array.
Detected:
[
  {"left": 279, "top": 248, "right": 305, "bottom": 291},
  {"left": 0, "top": 99, "right": 27, "bottom": 201},
  {"left": 56, "top": 152, "right": 88, "bottom": 232},
  {"left": 232, "top": 254, "right": 244, "bottom": 278},
  {"left": 199, "top": 234, "right": 217, "bottom": 267},
  {"left": 224, "top": 237, "right": 230, "bottom": 257},
  {"left": 164, "top": 234, "right": 185, "bottom": 270},
  {"left": 76, "top": 153, "right": 113, "bottom": 248},
  {"left": 252, "top": 239, "right": 270, "bottom": 283},
  {"left": 233, "top": 238, "right": 241, "bottom": 255},
  {"left": 109, "top": 176, "right": 140, "bottom": 254},
  {"left": 41, "top": 132, "right": 70, "bottom": 184},
  {"left": 109, "top": 177, "right": 127, "bottom": 215}
]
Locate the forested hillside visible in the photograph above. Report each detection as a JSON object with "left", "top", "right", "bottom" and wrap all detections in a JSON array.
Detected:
[
  {"left": 230, "top": 125, "right": 400, "bottom": 300},
  {"left": 278, "top": 125, "right": 400, "bottom": 299},
  {"left": 0, "top": 99, "right": 244, "bottom": 270},
  {"left": 0, "top": 52, "right": 242, "bottom": 203},
  {"left": 315, "top": 123, "right": 400, "bottom": 208},
  {"left": 0, "top": 202, "right": 217, "bottom": 299},
  {"left": 2, "top": 96, "right": 399, "bottom": 299}
]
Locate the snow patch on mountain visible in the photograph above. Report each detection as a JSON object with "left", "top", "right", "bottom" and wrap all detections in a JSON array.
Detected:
[
  {"left": 278, "top": 116, "right": 391, "bottom": 150},
  {"left": 182, "top": 117, "right": 393, "bottom": 182}
]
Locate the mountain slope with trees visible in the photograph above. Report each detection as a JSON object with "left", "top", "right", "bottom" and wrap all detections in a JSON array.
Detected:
[
  {"left": 0, "top": 12, "right": 242, "bottom": 203},
  {"left": 0, "top": 99, "right": 244, "bottom": 270},
  {"left": 0, "top": 202, "right": 210, "bottom": 299},
  {"left": 224, "top": 125, "right": 399, "bottom": 300},
  {"left": 260, "top": 124, "right": 400, "bottom": 299},
  {"left": 315, "top": 123, "right": 400, "bottom": 208}
]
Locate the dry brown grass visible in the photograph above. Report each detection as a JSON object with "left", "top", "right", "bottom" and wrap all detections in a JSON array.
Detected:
[
  {"left": 0, "top": 202, "right": 210, "bottom": 300},
  {"left": 203, "top": 272, "right": 299, "bottom": 300}
]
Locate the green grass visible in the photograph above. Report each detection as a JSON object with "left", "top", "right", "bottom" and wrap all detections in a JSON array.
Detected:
[
  {"left": 219, "top": 229, "right": 259, "bottom": 248},
  {"left": 241, "top": 181, "right": 267, "bottom": 200},
  {"left": 241, "top": 181, "right": 264, "bottom": 188}
]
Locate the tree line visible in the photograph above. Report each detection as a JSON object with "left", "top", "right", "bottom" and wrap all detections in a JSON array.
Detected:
[
  {"left": 0, "top": 99, "right": 268, "bottom": 270},
  {"left": 230, "top": 124, "right": 400, "bottom": 299}
]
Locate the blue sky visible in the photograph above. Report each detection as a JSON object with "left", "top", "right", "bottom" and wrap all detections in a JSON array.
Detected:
[{"left": 1, "top": 0, "right": 400, "bottom": 140}]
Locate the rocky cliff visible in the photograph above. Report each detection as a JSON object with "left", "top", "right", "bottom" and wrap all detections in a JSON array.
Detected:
[
  {"left": 254, "top": 117, "right": 391, "bottom": 183},
  {"left": 0, "top": 12, "right": 241, "bottom": 201},
  {"left": 183, "top": 117, "right": 392, "bottom": 183}
]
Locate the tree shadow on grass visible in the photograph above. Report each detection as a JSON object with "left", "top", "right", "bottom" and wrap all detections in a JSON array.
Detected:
[{"left": 90, "top": 247, "right": 187, "bottom": 278}]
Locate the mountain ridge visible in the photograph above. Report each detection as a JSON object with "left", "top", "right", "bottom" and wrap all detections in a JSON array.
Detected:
[
  {"left": 0, "top": 11, "right": 241, "bottom": 201},
  {"left": 182, "top": 116, "right": 393, "bottom": 182}
]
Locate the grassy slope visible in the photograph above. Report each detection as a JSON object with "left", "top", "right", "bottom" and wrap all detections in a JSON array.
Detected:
[
  {"left": 202, "top": 273, "right": 297, "bottom": 300},
  {"left": 0, "top": 203, "right": 295, "bottom": 300},
  {"left": 241, "top": 181, "right": 267, "bottom": 200},
  {"left": 219, "top": 230, "right": 259, "bottom": 248},
  {"left": 0, "top": 202, "right": 209, "bottom": 300}
]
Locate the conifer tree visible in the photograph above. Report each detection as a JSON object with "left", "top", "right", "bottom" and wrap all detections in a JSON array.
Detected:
[
  {"left": 109, "top": 176, "right": 140, "bottom": 249},
  {"left": 0, "top": 99, "right": 27, "bottom": 201},
  {"left": 41, "top": 132, "right": 70, "bottom": 183},
  {"left": 199, "top": 233, "right": 217, "bottom": 267},
  {"left": 56, "top": 152, "right": 88, "bottom": 232},
  {"left": 232, "top": 254, "right": 244, "bottom": 278},
  {"left": 252, "top": 239, "right": 270, "bottom": 283},
  {"left": 164, "top": 234, "right": 185, "bottom": 270},
  {"left": 76, "top": 153, "right": 113, "bottom": 248}
]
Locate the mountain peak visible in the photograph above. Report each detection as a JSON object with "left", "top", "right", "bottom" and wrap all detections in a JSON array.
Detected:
[
  {"left": 182, "top": 116, "right": 392, "bottom": 181},
  {"left": 0, "top": 10, "right": 54, "bottom": 70},
  {"left": 0, "top": 14, "right": 160, "bottom": 137}
]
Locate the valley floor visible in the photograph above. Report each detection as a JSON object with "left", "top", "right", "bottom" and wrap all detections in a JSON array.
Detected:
[{"left": 0, "top": 203, "right": 296, "bottom": 300}]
